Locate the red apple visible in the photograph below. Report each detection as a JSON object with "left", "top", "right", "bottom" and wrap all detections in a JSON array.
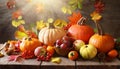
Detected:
[{"left": 34, "top": 46, "right": 47, "bottom": 57}]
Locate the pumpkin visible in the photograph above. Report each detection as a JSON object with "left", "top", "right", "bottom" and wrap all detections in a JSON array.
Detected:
[
  {"left": 20, "top": 37, "right": 42, "bottom": 54},
  {"left": 89, "top": 22, "right": 115, "bottom": 53},
  {"left": 68, "top": 17, "right": 94, "bottom": 43},
  {"left": 38, "top": 23, "right": 66, "bottom": 45},
  {"left": 80, "top": 44, "right": 97, "bottom": 59}
]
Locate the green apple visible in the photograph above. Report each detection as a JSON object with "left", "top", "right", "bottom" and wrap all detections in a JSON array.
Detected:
[
  {"left": 73, "top": 40, "right": 85, "bottom": 51},
  {"left": 80, "top": 44, "right": 97, "bottom": 59}
]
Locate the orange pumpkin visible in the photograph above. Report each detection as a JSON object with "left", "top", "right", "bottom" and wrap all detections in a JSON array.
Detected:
[
  {"left": 38, "top": 23, "right": 66, "bottom": 45},
  {"left": 68, "top": 17, "right": 94, "bottom": 43},
  {"left": 89, "top": 22, "right": 115, "bottom": 53},
  {"left": 20, "top": 37, "right": 42, "bottom": 52}
]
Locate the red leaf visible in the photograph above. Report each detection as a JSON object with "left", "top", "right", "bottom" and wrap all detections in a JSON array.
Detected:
[{"left": 8, "top": 55, "right": 22, "bottom": 62}]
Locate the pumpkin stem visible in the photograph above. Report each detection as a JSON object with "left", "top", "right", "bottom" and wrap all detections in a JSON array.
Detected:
[
  {"left": 77, "top": 17, "right": 86, "bottom": 25},
  {"left": 95, "top": 21, "right": 104, "bottom": 35},
  {"left": 48, "top": 23, "right": 55, "bottom": 29}
]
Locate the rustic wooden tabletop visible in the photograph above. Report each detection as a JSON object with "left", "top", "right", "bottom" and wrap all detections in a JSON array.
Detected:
[{"left": 0, "top": 44, "right": 120, "bottom": 69}]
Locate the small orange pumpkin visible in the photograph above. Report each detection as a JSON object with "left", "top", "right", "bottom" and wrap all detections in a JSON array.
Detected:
[
  {"left": 68, "top": 51, "right": 78, "bottom": 60},
  {"left": 20, "top": 37, "right": 42, "bottom": 52},
  {"left": 68, "top": 17, "right": 94, "bottom": 43},
  {"left": 107, "top": 49, "right": 118, "bottom": 58},
  {"left": 89, "top": 22, "right": 115, "bottom": 53}
]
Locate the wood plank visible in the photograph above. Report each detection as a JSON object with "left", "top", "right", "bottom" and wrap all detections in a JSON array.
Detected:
[
  {"left": 76, "top": 58, "right": 120, "bottom": 69},
  {"left": 41, "top": 57, "right": 75, "bottom": 69}
]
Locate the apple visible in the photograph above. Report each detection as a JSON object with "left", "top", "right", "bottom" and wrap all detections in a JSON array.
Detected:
[
  {"left": 80, "top": 44, "right": 97, "bottom": 59},
  {"left": 73, "top": 40, "right": 85, "bottom": 51},
  {"left": 34, "top": 46, "right": 47, "bottom": 57}
]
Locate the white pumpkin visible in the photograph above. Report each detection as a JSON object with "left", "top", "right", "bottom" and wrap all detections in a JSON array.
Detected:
[{"left": 38, "top": 23, "right": 66, "bottom": 45}]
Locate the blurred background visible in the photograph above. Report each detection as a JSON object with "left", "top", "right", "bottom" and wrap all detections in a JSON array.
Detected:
[{"left": 0, "top": 0, "right": 120, "bottom": 43}]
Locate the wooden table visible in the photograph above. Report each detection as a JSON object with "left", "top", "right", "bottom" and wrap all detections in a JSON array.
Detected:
[{"left": 0, "top": 44, "right": 120, "bottom": 69}]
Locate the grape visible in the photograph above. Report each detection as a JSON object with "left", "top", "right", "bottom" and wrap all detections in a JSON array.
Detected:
[
  {"left": 56, "top": 39, "right": 63, "bottom": 46},
  {"left": 60, "top": 43, "right": 67, "bottom": 49}
]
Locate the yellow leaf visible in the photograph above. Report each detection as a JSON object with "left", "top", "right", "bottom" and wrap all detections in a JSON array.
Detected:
[
  {"left": 36, "top": 20, "right": 46, "bottom": 30},
  {"left": 61, "top": 7, "right": 67, "bottom": 14},
  {"left": 14, "top": 30, "right": 28, "bottom": 39},
  {"left": 48, "top": 18, "right": 54, "bottom": 23},
  {"left": 12, "top": 20, "right": 20, "bottom": 27},
  {"left": 51, "top": 57, "right": 61, "bottom": 64},
  {"left": 54, "top": 19, "right": 67, "bottom": 28},
  {"left": 90, "top": 11, "right": 102, "bottom": 21},
  {"left": 61, "top": 6, "right": 72, "bottom": 14}
]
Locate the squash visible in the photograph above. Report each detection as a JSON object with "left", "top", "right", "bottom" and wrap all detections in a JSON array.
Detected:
[
  {"left": 68, "top": 17, "right": 94, "bottom": 43},
  {"left": 89, "top": 22, "right": 115, "bottom": 53},
  {"left": 80, "top": 44, "right": 97, "bottom": 59},
  {"left": 38, "top": 23, "right": 66, "bottom": 45}
]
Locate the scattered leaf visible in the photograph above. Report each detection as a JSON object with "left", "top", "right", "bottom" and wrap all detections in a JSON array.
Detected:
[
  {"left": 8, "top": 55, "right": 23, "bottom": 62},
  {"left": 51, "top": 57, "right": 61, "bottom": 64},
  {"left": 0, "top": 52, "right": 4, "bottom": 58}
]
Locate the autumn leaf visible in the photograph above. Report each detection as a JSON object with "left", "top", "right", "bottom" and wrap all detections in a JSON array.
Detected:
[
  {"left": 90, "top": 11, "right": 102, "bottom": 21},
  {"left": 12, "top": 10, "right": 22, "bottom": 19},
  {"left": 14, "top": 30, "right": 28, "bottom": 39},
  {"left": 36, "top": 20, "right": 46, "bottom": 30},
  {"left": 8, "top": 55, "right": 23, "bottom": 62},
  {"left": 61, "top": 6, "right": 72, "bottom": 14},
  {"left": 64, "top": 12, "right": 82, "bottom": 30},
  {"left": 68, "top": 0, "right": 83, "bottom": 10},
  {"left": 54, "top": 19, "right": 67, "bottom": 28},
  {"left": 12, "top": 16, "right": 25, "bottom": 27}
]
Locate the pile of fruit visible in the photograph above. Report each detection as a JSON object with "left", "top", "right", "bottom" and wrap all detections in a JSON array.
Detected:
[{"left": 0, "top": 14, "right": 120, "bottom": 63}]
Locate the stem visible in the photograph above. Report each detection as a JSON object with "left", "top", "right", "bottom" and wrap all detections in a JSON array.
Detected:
[
  {"left": 94, "top": 21, "right": 104, "bottom": 35},
  {"left": 77, "top": 17, "right": 86, "bottom": 25},
  {"left": 48, "top": 23, "right": 55, "bottom": 29}
]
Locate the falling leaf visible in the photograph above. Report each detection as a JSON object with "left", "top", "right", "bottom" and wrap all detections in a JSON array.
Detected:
[
  {"left": 6, "top": 0, "right": 16, "bottom": 9},
  {"left": 94, "top": 0, "right": 105, "bottom": 13},
  {"left": 54, "top": 19, "right": 67, "bottom": 28},
  {"left": 36, "top": 20, "right": 46, "bottom": 30},
  {"left": 61, "top": 6, "right": 72, "bottom": 14},
  {"left": 90, "top": 11, "right": 102, "bottom": 21},
  {"left": 48, "top": 18, "right": 54, "bottom": 23},
  {"left": 14, "top": 30, "right": 28, "bottom": 39},
  {"left": 12, "top": 16, "right": 25, "bottom": 27},
  {"left": 68, "top": 0, "right": 83, "bottom": 10},
  {"left": 12, "top": 10, "right": 22, "bottom": 19}
]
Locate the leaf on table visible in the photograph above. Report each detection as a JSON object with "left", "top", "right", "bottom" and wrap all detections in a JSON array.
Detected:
[
  {"left": 0, "top": 52, "right": 4, "bottom": 58},
  {"left": 8, "top": 55, "right": 23, "bottom": 62},
  {"left": 51, "top": 57, "right": 61, "bottom": 64}
]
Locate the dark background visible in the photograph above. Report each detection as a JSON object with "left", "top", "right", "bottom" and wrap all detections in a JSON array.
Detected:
[{"left": 0, "top": 0, "right": 120, "bottom": 43}]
